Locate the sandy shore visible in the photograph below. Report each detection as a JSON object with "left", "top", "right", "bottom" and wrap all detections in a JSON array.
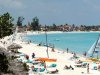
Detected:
[
  {"left": 24, "top": 31, "right": 100, "bottom": 35},
  {"left": 0, "top": 32, "right": 100, "bottom": 75}
]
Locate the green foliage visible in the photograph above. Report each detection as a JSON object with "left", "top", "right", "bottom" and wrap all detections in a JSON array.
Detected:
[
  {"left": 0, "top": 12, "right": 14, "bottom": 38},
  {"left": 52, "top": 24, "right": 57, "bottom": 31},
  {"left": 31, "top": 17, "right": 40, "bottom": 31},
  {"left": 17, "top": 16, "right": 24, "bottom": 26},
  {"left": 0, "top": 53, "right": 9, "bottom": 73},
  {"left": 23, "top": 63, "right": 29, "bottom": 71}
]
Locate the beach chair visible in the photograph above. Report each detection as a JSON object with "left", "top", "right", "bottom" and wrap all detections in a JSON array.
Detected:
[
  {"left": 31, "top": 60, "right": 41, "bottom": 65},
  {"left": 98, "top": 65, "right": 100, "bottom": 71},
  {"left": 32, "top": 68, "right": 45, "bottom": 72},
  {"left": 93, "top": 66, "right": 97, "bottom": 70},
  {"left": 46, "top": 69, "right": 59, "bottom": 74},
  {"left": 25, "top": 59, "right": 33, "bottom": 63},
  {"left": 63, "top": 65, "right": 70, "bottom": 70},
  {"left": 81, "top": 63, "right": 87, "bottom": 68},
  {"left": 75, "top": 60, "right": 83, "bottom": 64},
  {"left": 40, "top": 68, "right": 45, "bottom": 72},
  {"left": 19, "top": 53, "right": 26, "bottom": 56},
  {"left": 17, "top": 58, "right": 22, "bottom": 63},
  {"left": 49, "top": 64, "right": 57, "bottom": 67},
  {"left": 74, "top": 64, "right": 82, "bottom": 67},
  {"left": 39, "top": 63, "right": 45, "bottom": 66},
  {"left": 32, "top": 68, "right": 38, "bottom": 72}
]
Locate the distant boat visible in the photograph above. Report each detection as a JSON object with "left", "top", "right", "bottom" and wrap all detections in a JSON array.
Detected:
[
  {"left": 54, "top": 39, "right": 60, "bottom": 41},
  {"left": 88, "top": 35, "right": 100, "bottom": 58}
]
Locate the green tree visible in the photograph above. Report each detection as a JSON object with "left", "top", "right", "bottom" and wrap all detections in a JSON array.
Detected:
[
  {"left": 52, "top": 24, "right": 57, "bottom": 31},
  {"left": 31, "top": 17, "right": 40, "bottom": 31},
  {"left": 17, "top": 16, "right": 24, "bottom": 26},
  {"left": 0, "top": 12, "right": 14, "bottom": 38},
  {"left": 0, "top": 53, "right": 9, "bottom": 73}
]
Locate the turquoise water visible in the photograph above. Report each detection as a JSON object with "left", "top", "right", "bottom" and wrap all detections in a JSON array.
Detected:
[{"left": 23, "top": 32, "right": 100, "bottom": 57}]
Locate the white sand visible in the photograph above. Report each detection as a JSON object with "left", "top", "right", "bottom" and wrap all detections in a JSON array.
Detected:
[
  {"left": 0, "top": 32, "right": 100, "bottom": 75},
  {"left": 25, "top": 31, "right": 100, "bottom": 35}
]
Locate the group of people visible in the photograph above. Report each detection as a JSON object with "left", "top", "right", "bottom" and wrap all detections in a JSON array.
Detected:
[
  {"left": 25, "top": 52, "right": 35, "bottom": 60},
  {"left": 64, "top": 65, "right": 74, "bottom": 70}
]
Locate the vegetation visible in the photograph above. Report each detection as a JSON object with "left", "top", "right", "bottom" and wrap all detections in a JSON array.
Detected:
[
  {"left": 0, "top": 12, "right": 14, "bottom": 38},
  {"left": 0, "top": 53, "right": 9, "bottom": 73},
  {"left": 23, "top": 63, "right": 29, "bottom": 71},
  {"left": 31, "top": 17, "right": 40, "bottom": 31},
  {"left": 0, "top": 12, "right": 100, "bottom": 37},
  {"left": 0, "top": 48, "right": 29, "bottom": 75},
  {"left": 17, "top": 16, "right": 24, "bottom": 26}
]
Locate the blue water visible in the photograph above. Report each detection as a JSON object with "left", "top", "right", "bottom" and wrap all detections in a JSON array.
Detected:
[{"left": 23, "top": 32, "right": 100, "bottom": 57}]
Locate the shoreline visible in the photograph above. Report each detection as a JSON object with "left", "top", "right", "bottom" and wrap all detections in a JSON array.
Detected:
[
  {"left": 22, "top": 31, "right": 100, "bottom": 57},
  {"left": 23, "top": 31, "right": 100, "bottom": 35},
  {"left": 0, "top": 32, "right": 100, "bottom": 75}
]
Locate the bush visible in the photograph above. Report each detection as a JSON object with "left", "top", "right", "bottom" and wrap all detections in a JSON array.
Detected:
[
  {"left": 0, "top": 53, "right": 9, "bottom": 73},
  {"left": 23, "top": 63, "right": 29, "bottom": 71}
]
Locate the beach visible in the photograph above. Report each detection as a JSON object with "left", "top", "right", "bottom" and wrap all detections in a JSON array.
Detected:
[{"left": 0, "top": 31, "right": 100, "bottom": 75}]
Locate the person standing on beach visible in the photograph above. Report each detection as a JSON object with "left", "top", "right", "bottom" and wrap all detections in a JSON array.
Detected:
[
  {"left": 83, "top": 51, "right": 87, "bottom": 57},
  {"left": 32, "top": 53, "right": 35, "bottom": 58},
  {"left": 66, "top": 48, "right": 69, "bottom": 53},
  {"left": 87, "top": 63, "right": 89, "bottom": 74},
  {"left": 25, "top": 55, "right": 29, "bottom": 60},
  {"left": 44, "top": 61, "right": 47, "bottom": 71}
]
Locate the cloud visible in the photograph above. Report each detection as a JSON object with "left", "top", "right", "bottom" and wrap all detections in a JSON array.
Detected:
[
  {"left": 1, "top": 0, "right": 100, "bottom": 25},
  {"left": 0, "top": 0, "right": 23, "bottom": 9},
  {"left": 82, "top": 0, "right": 100, "bottom": 11}
]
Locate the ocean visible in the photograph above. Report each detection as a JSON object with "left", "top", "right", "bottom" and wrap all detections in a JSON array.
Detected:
[{"left": 23, "top": 32, "right": 100, "bottom": 57}]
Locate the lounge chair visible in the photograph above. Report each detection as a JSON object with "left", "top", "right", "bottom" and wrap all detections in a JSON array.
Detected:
[
  {"left": 75, "top": 63, "right": 87, "bottom": 68},
  {"left": 40, "top": 68, "right": 45, "bottom": 72},
  {"left": 25, "top": 59, "right": 33, "bottom": 63},
  {"left": 49, "top": 64, "right": 57, "bottom": 67},
  {"left": 19, "top": 53, "right": 26, "bottom": 56},
  {"left": 17, "top": 58, "right": 22, "bottom": 63},
  {"left": 93, "top": 66, "right": 97, "bottom": 70},
  {"left": 32, "top": 60, "right": 40, "bottom": 65},
  {"left": 75, "top": 60, "right": 83, "bottom": 64},
  {"left": 81, "top": 63, "right": 87, "bottom": 68},
  {"left": 98, "top": 65, "right": 100, "bottom": 71},
  {"left": 63, "top": 65, "right": 70, "bottom": 69},
  {"left": 74, "top": 64, "right": 82, "bottom": 67},
  {"left": 32, "top": 68, "right": 45, "bottom": 72},
  {"left": 32, "top": 68, "right": 38, "bottom": 72},
  {"left": 47, "top": 69, "right": 59, "bottom": 74}
]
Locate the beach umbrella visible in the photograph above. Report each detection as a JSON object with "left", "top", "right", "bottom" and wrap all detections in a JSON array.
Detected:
[
  {"left": 82, "top": 59, "right": 93, "bottom": 62},
  {"left": 82, "top": 58, "right": 100, "bottom": 62},
  {"left": 0, "top": 46, "right": 9, "bottom": 56},
  {"left": 35, "top": 58, "right": 57, "bottom": 70},
  {"left": 35, "top": 58, "right": 57, "bottom": 62},
  {"left": 0, "top": 46, "right": 6, "bottom": 52},
  {"left": 88, "top": 58, "right": 100, "bottom": 62},
  {"left": 7, "top": 43, "right": 22, "bottom": 50}
]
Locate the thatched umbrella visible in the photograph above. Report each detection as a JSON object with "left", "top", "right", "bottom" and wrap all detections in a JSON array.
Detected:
[
  {"left": 0, "top": 46, "right": 9, "bottom": 55},
  {"left": 0, "top": 46, "right": 28, "bottom": 75},
  {"left": 7, "top": 43, "right": 22, "bottom": 50}
]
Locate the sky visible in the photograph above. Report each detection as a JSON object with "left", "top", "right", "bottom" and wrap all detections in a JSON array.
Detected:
[{"left": 0, "top": 0, "right": 100, "bottom": 26}]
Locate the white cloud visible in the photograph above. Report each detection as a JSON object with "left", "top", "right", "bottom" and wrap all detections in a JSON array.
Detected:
[
  {"left": 0, "top": 0, "right": 23, "bottom": 9},
  {"left": 82, "top": 0, "right": 100, "bottom": 11}
]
